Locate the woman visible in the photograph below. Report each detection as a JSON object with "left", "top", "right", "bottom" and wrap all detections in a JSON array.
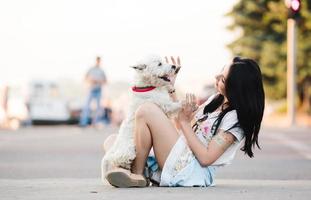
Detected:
[{"left": 105, "top": 56, "right": 265, "bottom": 187}]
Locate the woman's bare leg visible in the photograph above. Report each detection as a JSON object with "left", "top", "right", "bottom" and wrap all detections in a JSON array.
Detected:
[{"left": 131, "top": 102, "right": 180, "bottom": 174}]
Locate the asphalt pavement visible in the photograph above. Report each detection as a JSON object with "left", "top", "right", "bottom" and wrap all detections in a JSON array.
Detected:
[{"left": 0, "top": 125, "right": 310, "bottom": 199}]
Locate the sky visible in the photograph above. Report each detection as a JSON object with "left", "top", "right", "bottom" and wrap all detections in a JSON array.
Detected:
[{"left": 0, "top": 0, "right": 239, "bottom": 93}]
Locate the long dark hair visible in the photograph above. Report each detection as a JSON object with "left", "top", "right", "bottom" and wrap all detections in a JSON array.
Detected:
[{"left": 202, "top": 57, "right": 265, "bottom": 158}]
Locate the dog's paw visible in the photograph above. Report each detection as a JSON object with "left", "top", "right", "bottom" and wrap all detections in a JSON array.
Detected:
[{"left": 165, "top": 85, "right": 175, "bottom": 94}]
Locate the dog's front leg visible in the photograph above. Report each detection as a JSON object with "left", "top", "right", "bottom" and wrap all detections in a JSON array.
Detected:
[
  {"left": 165, "top": 84, "right": 175, "bottom": 94},
  {"left": 162, "top": 100, "right": 182, "bottom": 118}
]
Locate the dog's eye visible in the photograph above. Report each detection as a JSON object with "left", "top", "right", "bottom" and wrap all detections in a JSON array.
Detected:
[{"left": 158, "top": 62, "right": 162, "bottom": 66}]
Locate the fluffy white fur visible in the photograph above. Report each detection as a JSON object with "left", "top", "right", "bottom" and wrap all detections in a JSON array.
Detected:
[{"left": 101, "top": 55, "right": 181, "bottom": 181}]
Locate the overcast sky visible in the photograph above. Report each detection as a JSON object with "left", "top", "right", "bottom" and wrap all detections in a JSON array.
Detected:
[{"left": 0, "top": 0, "right": 239, "bottom": 93}]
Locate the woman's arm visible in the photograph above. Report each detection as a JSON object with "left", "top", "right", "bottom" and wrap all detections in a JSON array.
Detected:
[
  {"left": 178, "top": 93, "right": 235, "bottom": 167},
  {"left": 180, "top": 121, "right": 235, "bottom": 166}
]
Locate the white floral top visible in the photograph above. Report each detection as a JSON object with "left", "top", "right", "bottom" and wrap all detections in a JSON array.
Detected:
[{"left": 170, "top": 94, "right": 244, "bottom": 177}]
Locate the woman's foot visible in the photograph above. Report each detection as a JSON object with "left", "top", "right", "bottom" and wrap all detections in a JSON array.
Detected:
[{"left": 105, "top": 168, "right": 149, "bottom": 188}]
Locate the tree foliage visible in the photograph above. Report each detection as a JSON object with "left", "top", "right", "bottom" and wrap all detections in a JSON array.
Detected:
[{"left": 227, "top": 0, "right": 311, "bottom": 112}]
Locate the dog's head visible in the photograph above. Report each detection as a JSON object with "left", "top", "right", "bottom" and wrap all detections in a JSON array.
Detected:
[{"left": 131, "top": 55, "right": 180, "bottom": 87}]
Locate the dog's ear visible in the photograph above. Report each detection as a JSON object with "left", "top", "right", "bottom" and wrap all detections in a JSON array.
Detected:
[{"left": 130, "top": 64, "right": 146, "bottom": 71}]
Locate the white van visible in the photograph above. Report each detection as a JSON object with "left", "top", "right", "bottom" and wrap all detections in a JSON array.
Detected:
[{"left": 28, "top": 81, "right": 71, "bottom": 123}]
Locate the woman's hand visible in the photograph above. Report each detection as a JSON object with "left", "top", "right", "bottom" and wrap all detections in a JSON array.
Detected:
[
  {"left": 178, "top": 93, "right": 199, "bottom": 124},
  {"left": 165, "top": 56, "right": 181, "bottom": 86}
]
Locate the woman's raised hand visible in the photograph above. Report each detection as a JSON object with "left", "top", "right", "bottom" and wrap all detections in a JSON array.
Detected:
[{"left": 165, "top": 56, "right": 181, "bottom": 86}]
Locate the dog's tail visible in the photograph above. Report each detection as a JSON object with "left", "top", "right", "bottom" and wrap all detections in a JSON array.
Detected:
[
  {"left": 103, "top": 137, "right": 136, "bottom": 168},
  {"left": 101, "top": 143, "right": 136, "bottom": 184}
]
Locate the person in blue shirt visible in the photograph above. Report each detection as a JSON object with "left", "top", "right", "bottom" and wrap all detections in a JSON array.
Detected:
[{"left": 79, "top": 56, "right": 107, "bottom": 127}]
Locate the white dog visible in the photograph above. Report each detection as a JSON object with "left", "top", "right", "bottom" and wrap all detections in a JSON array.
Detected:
[{"left": 101, "top": 55, "right": 181, "bottom": 181}]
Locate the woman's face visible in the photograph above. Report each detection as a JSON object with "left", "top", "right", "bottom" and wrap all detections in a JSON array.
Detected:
[{"left": 215, "top": 63, "right": 230, "bottom": 96}]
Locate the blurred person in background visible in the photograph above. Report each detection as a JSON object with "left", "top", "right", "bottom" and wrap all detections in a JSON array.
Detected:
[{"left": 79, "top": 56, "right": 107, "bottom": 127}]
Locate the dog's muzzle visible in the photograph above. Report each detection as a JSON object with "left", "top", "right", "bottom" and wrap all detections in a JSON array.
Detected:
[{"left": 158, "top": 75, "right": 170, "bottom": 82}]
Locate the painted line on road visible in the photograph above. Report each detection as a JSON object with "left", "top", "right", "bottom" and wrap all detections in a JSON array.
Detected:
[{"left": 266, "top": 133, "right": 311, "bottom": 160}]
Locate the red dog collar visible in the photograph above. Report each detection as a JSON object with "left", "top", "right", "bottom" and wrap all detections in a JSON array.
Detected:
[{"left": 132, "top": 86, "right": 156, "bottom": 92}]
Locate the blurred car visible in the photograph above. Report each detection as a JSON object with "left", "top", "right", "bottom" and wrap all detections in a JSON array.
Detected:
[{"left": 28, "top": 81, "right": 78, "bottom": 124}]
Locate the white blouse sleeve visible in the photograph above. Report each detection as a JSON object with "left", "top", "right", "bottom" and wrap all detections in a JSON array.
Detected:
[{"left": 219, "top": 110, "right": 244, "bottom": 142}]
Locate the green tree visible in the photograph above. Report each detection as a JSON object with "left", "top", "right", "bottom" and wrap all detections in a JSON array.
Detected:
[{"left": 227, "top": 0, "right": 311, "bottom": 113}]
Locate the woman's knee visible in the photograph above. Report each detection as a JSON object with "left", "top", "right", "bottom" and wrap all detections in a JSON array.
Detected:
[{"left": 135, "top": 102, "right": 161, "bottom": 120}]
